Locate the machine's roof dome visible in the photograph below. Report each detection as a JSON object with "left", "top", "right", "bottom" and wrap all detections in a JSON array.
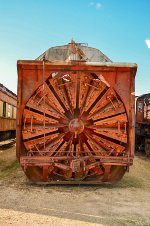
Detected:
[{"left": 36, "top": 41, "right": 112, "bottom": 63}]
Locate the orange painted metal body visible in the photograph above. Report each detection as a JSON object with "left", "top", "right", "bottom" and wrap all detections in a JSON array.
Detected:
[{"left": 17, "top": 60, "right": 137, "bottom": 184}]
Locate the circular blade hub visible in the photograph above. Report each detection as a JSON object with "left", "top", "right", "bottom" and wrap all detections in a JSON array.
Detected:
[{"left": 69, "top": 118, "right": 84, "bottom": 134}]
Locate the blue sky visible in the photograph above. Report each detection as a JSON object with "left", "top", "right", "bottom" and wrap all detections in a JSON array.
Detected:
[{"left": 0, "top": 0, "right": 150, "bottom": 95}]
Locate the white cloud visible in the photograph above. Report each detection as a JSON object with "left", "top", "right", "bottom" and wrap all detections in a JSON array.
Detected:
[
  {"left": 88, "top": 2, "right": 102, "bottom": 9},
  {"left": 96, "top": 3, "right": 102, "bottom": 9},
  {"left": 145, "top": 39, "right": 150, "bottom": 48},
  {"left": 89, "top": 2, "right": 94, "bottom": 6}
]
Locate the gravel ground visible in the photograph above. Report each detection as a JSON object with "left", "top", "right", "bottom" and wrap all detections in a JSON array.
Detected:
[{"left": 0, "top": 145, "right": 150, "bottom": 226}]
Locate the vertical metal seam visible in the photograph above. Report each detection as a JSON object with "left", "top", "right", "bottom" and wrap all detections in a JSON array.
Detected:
[{"left": 43, "top": 60, "right": 46, "bottom": 151}]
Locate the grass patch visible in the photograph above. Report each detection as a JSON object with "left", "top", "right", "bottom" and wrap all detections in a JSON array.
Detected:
[
  {"left": 116, "top": 175, "right": 142, "bottom": 188},
  {"left": 0, "top": 159, "right": 5, "bottom": 165},
  {"left": 117, "top": 219, "right": 150, "bottom": 226},
  {"left": 0, "top": 160, "right": 20, "bottom": 178},
  {"left": 96, "top": 174, "right": 143, "bottom": 189}
]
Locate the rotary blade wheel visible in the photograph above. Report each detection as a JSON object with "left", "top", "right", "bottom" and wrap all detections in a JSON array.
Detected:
[{"left": 22, "top": 71, "right": 128, "bottom": 183}]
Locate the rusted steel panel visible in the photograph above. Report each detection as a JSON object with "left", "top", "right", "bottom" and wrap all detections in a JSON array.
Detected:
[
  {"left": 136, "top": 99, "right": 144, "bottom": 123},
  {"left": 136, "top": 93, "right": 150, "bottom": 123},
  {"left": 17, "top": 59, "right": 137, "bottom": 184},
  {"left": 135, "top": 93, "right": 150, "bottom": 157},
  {"left": 146, "top": 105, "right": 150, "bottom": 121},
  {"left": 0, "top": 117, "right": 16, "bottom": 131}
]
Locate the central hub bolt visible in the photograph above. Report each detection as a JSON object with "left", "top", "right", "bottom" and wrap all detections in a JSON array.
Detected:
[{"left": 69, "top": 118, "right": 84, "bottom": 134}]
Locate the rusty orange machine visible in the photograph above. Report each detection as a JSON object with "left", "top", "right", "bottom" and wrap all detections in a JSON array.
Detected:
[{"left": 17, "top": 41, "right": 137, "bottom": 183}]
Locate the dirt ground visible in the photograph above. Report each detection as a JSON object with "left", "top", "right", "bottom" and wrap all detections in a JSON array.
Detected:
[{"left": 0, "top": 145, "right": 150, "bottom": 226}]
